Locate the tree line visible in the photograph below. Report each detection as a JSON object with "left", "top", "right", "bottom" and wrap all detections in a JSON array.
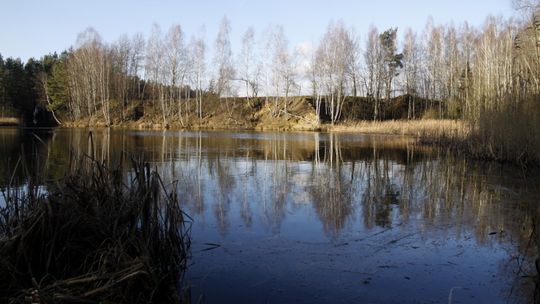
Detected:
[
  {"left": 0, "top": 3, "right": 538, "bottom": 133},
  {"left": 0, "top": 55, "right": 42, "bottom": 122}
]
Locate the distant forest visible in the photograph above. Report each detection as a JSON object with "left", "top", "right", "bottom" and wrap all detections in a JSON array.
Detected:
[{"left": 0, "top": 2, "right": 539, "bottom": 162}]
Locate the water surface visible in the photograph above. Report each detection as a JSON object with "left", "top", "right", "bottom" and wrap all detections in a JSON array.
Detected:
[{"left": 1, "top": 127, "right": 539, "bottom": 303}]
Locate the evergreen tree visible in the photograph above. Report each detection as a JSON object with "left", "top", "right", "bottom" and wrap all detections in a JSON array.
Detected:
[
  {"left": 47, "top": 55, "right": 69, "bottom": 115},
  {"left": 23, "top": 58, "right": 42, "bottom": 119},
  {"left": 379, "top": 28, "right": 403, "bottom": 102},
  {"left": 3, "top": 58, "right": 26, "bottom": 116}
]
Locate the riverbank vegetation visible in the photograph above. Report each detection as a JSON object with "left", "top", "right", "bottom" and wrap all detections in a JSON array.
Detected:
[
  {"left": 0, "top": 155, "right": 191, "bottom": 303},
  {"left": 0, "top": 2, "right": 539, "bottom": 164},
  {"left": 330, "top": 119, "right": 469, "bottom": 138}
]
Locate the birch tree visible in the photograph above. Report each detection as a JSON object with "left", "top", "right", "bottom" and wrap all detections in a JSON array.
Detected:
[
  {"left": 364, "top": 26, "right": 384, "bottom": 120},
  {"left": 190, "top": 31, "right": 206, "bottom": 121},
  {"left": 458, "top": 22, "right": 475, "bottom": 118},
  {"left": 164, "top": 24, "right": 188, "bottom": 125},
  {"left": 270, "top": 26, "right": 297, "bottom": 114},
  {"left": 402, "top": 28, "right": 421, "bottom": 118},
  {"left": 237, "top": 27, "right": 256, "bottom": 101},
  {"left": 213, "top": 16, "right": 235, "bottom": 99},
  {"left": 111, "top": 34, "right": 130, "bottom": 118},
  {"left": 67, "top": 28, "right": 110, "bottom": 124},
  {"left": 316, "top": 21, "right": 356, "bottom": 124},
  {"left": 260, "top": 26, "right": 274, "bottom": 104},
  {"left": 145, "top": 24, "right": 167, "bottom": 124},
  {"left": 128, "top": 33, "right": 145, "bottom": 100},
  {"left": 310, "top": 47, "right": 324, "bottom": 121},
  {"left": 425, "top": 22, "right": 444, "bottom": 116}
]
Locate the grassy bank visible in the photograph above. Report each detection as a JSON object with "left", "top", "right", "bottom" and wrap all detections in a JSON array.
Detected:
[
  {"left": 0, "top": 155, "right": 191, "bottom": 303},
  {"left": 59, "top": 96, "right": 434, "bottom": 132}
]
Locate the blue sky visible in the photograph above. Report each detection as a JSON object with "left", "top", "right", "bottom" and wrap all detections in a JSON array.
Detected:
[{"left": 1, "top": 0, "right": 515, "bottom": 62}]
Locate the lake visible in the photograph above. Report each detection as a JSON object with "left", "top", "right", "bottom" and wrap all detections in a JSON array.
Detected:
[{"left": 1, "top": 127, "right": 539, "bottom": 303}]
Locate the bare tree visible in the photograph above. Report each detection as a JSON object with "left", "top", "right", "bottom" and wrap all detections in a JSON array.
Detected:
[
  {"left": 315, "top": 21, "right": 356, "bottom": 124},
  {"left": 164, "top": 24, "right": 188, "bottom": 126},
  {"left": 458, "top": 22, "right": 476, "bottom": 118},
  {"left": 111, "top": 34, "right": 130, "bottom": 119},
  {"left": 66, "top": 28, "right": 110, "bottom": 124},
  {"left": 348, "top": 31, "right": 362, "bottom": 97},
  {"left": 267, "top": 25, "right": 298, "bottom": 115},
  {"left": 190, "top": 30, "right": 206, "bottom": 121},
  {"left": 425, "top": 21, "right": 444, "bottom": 116},
  {"left": 110, "top": 33, "right": 144, "bottom": 119},
  {"left": 402, "top": 28, "right": 421, "bottom": 118},
  {"left": 145, "top": 24, "right": 167, "bottom": 125},
  {"left": 281, "top": 48, "right": 298, "bottom": 113},
  {"left": 237, "top": 27, "right": 256, "bottom": 102},
  {"left": 309, "top": 46, "right": 323, "bottom": 121},
  {"left": 442, "top": 25, "right": 462, "bottom": 117},
  {"left": 364, "top": 26, "right": 384, "bottom": 120},
  {"left": 213, "top": 16, "right": 235, "bottom": 102},
  {"left": 260, "top": 26, "right": 274, "bottom": 105}
]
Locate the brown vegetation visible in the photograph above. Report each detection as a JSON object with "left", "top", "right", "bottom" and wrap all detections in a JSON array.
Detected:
[
  {"left": 329, "top": 119, "right": 470, "bottom": 138},
  {"left": 61, "top": 94, "right": 448, "bottom": 132},
  {"left": 62, "top": 96, "right": 321, "bottom": 131},
  {"left": 0, "top": 154, "right": 191, "bottom": 303}
]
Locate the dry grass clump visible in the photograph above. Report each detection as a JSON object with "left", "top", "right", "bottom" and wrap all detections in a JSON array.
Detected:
[
  {"left": 330, "top": 119, "right": 471, "bottom": 140},
  {"left": 468, "top": 102, "right": 540, "bottom": 166},
  {"left": 0, "top": 155, "right": 191, "bottom": 303}
]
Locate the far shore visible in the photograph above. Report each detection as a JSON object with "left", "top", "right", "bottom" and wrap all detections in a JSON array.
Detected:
[{"left": 59, "top": 118, "right": 469, "bottom": 139}]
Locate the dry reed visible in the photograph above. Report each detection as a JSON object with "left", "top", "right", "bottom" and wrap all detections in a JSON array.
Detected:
[
  {"left": 329, "top": 119, "right": 471, "bottom": 140},
  {"left": 0, "top": 153, "right": 191, "bottom": 303}
]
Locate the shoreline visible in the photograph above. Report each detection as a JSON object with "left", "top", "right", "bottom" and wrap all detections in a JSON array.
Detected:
[
  {"left": 59, "top": 118, "right": 468, "bottom": 138},
  {"left": 3, "top": 116, "right": 536, "bottom": 168},
  {"left": 57, "top": 119, "right": 537, "bottom": 167}
]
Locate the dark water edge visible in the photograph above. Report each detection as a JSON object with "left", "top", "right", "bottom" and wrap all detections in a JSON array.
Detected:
[{"left": 1, "top": 127, "right": 539, "bottom": 303}]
